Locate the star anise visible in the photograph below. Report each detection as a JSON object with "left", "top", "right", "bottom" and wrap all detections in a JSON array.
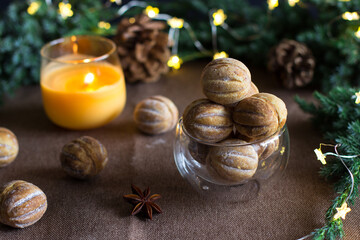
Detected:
[{"left": 123, "top": 184, "right": 162, "bottom": 220}]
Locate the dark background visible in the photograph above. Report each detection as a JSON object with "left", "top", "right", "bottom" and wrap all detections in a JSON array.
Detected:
[
  {"left": 0, "top": 0, "right": 11, "bottom": 11},
  {"left": 0, "top": 0, "right": 264, "bottom": 13}
]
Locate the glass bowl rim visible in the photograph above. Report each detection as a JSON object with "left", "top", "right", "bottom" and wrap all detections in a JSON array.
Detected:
[
  {"left": 40, "top": 35, "right": 116, "bottom": 64},
  {"left": 178, "top": 117, "right": 286, "bottom": 147}
]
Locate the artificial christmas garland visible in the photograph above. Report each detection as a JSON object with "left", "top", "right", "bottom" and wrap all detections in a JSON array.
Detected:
[
  {"left": 1, "top": 0, "right": 360, "bottom": 102},
  {"left": 296, "top": 87, "right": 360, "bottom": 240}
]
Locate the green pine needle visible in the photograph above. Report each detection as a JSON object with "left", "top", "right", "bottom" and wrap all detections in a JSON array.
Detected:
[{"left": 296, "top": 87, "right": 360, "bottom": 240}]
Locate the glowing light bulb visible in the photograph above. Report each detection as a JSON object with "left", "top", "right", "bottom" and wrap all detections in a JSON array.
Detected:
[
  {"left": 58, "top": 2, "right": 73, "bottom": 19},
  {"left": 334, "top": 202, "right": 351, "bottom": 220},
  {"left": 167, "top": 55, "right": 182, "bottom": 70},
  {"left": 280, "top": 147, "right": 285, "bottom": 155},
  {"left": 110, "top": 0, "right": 122, "bottom": 5},
  {"left": 288, "top": 0, "right": 300, "bottom": 7},
  {"left": 212, "top": 9, "right": 227, "bottom": 26},
  {"left": 314, "top": 147, "right": 326, "bottom": 165},
  {"left": 355, "top": 91, "right": 360, "bottom": 104},
  {"left": 84, "top": 73, "right": 95, "bottom": 85},
  {"left": 27, "top": 1, "right": 41, "bottom": 15},
  {"left": 167, "top": 17, "right": 184, "bottom": 29},
  {"left": 98, "top": 21, "right": 111, "bottom": 30},
  {"left": 129, "top": 17, "right": 136, "bottom": 24},
  {"left": 342, "top": 12, "right": 359, "bottom": 21},
  {"left": 213, "top": 51, "right": 228, "bottom": 59},
  {"left": 268, "top": 0, "right": 279, "bottom": 10},
  {"left": 355, "top": 27, "right": 360, "bottom": 38},
  {"left": 144, "top": 6, "right": 159, "bottom": 18}
]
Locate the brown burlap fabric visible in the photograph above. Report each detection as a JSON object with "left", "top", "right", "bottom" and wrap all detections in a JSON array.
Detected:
[{"left": 0, "top": 61, "right": 359, "bottom": 240}]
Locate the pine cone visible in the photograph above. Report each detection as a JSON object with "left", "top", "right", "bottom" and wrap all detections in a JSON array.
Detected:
[
  {"left": 114, "top": 14, "right": 170, "bottom": 83},
  {"left": 268, "top": 39, "right": 315, "bottom": 89}
]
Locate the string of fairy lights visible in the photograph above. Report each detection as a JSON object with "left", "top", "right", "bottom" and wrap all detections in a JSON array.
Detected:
[
  {"left": 27, "top": 0, "right": 360, "bottom": 70},
  {"left": 296, "top": 143, "right": 358, "bottom": 240}
]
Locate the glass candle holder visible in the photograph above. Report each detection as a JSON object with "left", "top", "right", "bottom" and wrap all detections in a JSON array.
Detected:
[
  {"left": 40, "top": 35, "right": 126, "bottom": 130},
  {"left": 174, "top": 118, "right": 290, "bottom": 200}
]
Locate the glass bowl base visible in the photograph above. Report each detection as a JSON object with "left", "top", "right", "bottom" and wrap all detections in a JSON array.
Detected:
[
  {"left": 176, "top": 151, "right": 261, "bottom": 203},
  {"left": 174, "top": 118, "right": 290, "bottom": 202}
]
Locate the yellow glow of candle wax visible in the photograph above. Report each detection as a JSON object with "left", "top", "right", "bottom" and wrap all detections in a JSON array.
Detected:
[{"left": 41, "top": 61, "right": 126, "bottom": 129}]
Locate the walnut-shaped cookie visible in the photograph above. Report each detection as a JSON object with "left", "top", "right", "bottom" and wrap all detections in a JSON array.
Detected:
[
  {"left": 0, "top": 180, "right": 47, "bottom": 228},
  {"left": 201, "top": 58, "right": 252, "bottom": 105},
  {"left": 252, "top": 93, "right": 287, "bottom": 128},
  {"left": 0, "top": 127, "right": 19, "bottom": 168},
  {"left": 233, "top": 95, "right": 279, "bottom": 141},
  {"left": 60, "top": 136, "right": 108, "bottom": 179},
  {"left": 246, "top": 82, "right": 259, "bottom": 97},
  {"left": 183, "top": 99, "right": 233, "bottom": 143},
  {"left": 226, "top": 82, "right": 260, "bottom": 109},
  {"left": 208, "top": 139, "right": 258, "bottom": 182},
  {"left": 134, "top": 95, "right": 178, "bottom": 135}
]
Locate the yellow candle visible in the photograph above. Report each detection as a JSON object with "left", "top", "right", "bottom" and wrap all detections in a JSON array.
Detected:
[{"left": 41, "top": 60, "right": 126, "bottom": 130}]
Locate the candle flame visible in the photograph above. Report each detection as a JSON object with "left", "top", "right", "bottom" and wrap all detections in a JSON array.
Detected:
[
  {"left": 71, "top": 36, "right": 78, "bottom": 54},
  {"left": 84, "top": 73, "right": 95, "bottom": 85}
]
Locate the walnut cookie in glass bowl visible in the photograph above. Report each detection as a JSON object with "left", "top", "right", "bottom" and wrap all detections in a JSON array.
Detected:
[
  {"left": 172, "top": 58, "right": 289, "bottom": 199},
  {"left": 173, "top": 117, "right": 289, "bottom": 196}
]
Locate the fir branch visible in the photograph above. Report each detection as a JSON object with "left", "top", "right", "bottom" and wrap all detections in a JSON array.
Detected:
[
  {"left": 2, "top": 0, "right": 360, "bottom": 103},
  {"left": 296, "top": 87, "right": 360, "bottom": 239}
]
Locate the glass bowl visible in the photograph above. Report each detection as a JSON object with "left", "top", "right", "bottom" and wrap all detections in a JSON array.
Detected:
[{"left": 173, "top": 117, "right": 289, "bottom": 200}]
